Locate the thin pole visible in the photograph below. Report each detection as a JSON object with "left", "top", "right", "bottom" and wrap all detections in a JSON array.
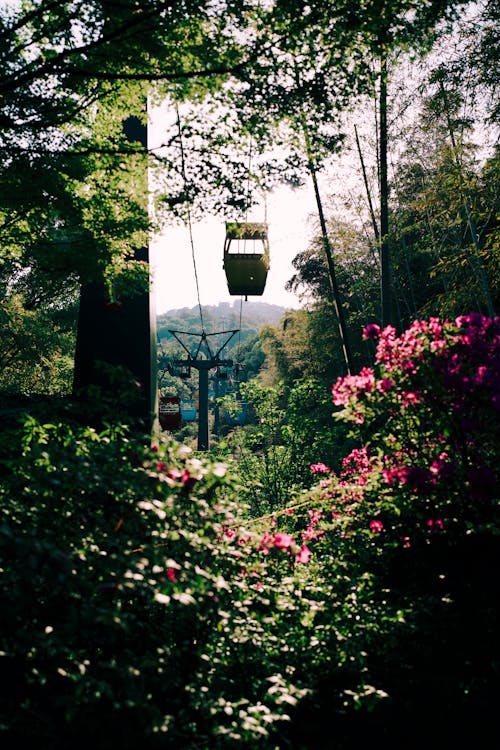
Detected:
[
  {"left": 379, "top": 51, "right": 392, "bottom": 328},
  {"left": 293, "top": 59, "right": 353, "bottom": 374},
  {"left": 354, "top": 124, "right": 380, "bottom": 243},
  {"left": 302, "top": 122, "right": 354, "bottom": 374},
  {"left": 295, "top": 122, "right": 352, "bottom": 374},
  {"left": 198, "top": 365, "right": 209, "bottom": 451}
]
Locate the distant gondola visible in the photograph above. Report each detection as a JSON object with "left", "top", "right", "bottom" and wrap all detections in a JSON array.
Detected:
[
  {"left": 181, "top": 399, "right": 197, "bottom": 422},
  {"left": 159, "top": 396, "right": 182, "bottom": 430}
]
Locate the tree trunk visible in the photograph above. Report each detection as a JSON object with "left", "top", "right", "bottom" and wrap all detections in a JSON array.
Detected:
[
  {"left": 379, "top": 52, "right": 393, "bottom": 328},
  {"left": 73, "top": 114, "right": 157, "bottom": 431}
]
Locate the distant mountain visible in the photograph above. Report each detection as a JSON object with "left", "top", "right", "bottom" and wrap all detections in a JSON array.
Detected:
[{"left": 157, "top": 300, "right": 288, "bottom": 343}]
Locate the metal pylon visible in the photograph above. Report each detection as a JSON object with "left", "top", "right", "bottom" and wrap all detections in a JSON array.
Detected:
[{"left": 169, "top": 329, "right": 238, "bottom": 450}]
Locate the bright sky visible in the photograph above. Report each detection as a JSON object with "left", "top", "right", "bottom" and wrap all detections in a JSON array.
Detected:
[
  {"left": 151, "top": 183, "right": 317, "bottom": 315},
  {"left": 148, "top": 98, "right": 321, "bottom": 315}
]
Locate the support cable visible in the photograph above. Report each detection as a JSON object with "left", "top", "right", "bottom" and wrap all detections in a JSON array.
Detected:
[
  {"left": 236, "top": 135, "right": 255, "bottom": 365},
  {"left": 176, "top": 103, "right": 205, "bottom": 331}
]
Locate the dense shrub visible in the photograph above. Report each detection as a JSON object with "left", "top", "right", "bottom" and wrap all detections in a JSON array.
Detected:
[
  {"left": 1, "top": 313, "right": 498, "bottom": 749},
  {"left": 0, "top": 416, "right": 310, "bottom": 749},
  {"left": 267, "top": 313, "right": 500, "bottom": 747}
]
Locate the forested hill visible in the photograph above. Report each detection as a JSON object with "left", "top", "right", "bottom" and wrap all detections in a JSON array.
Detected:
[{"left": 157, "top": 301, "right": 287, "bottom": 342}]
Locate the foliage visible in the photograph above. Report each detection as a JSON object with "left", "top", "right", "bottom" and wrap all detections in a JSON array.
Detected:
[
  {"left": 290, "top": 311, "right": 499, "bottom": 745},
  {"left": 218, "top": 377, "right": 354, "bottom": 516},
  {"left": 389, "top": 77, "right": 499, "bottom": 324},
  {"left": 0, "top": 293, "right": 77, "bottom": 395},
  {"left": 1, "top": 0, "right": 500, "bottom": 745},
  {"left": 0, "top": 413, "right": 298, "bottom": 749},
  {"left": 1, "top": 312, "right": 499, "bottom": 749}
]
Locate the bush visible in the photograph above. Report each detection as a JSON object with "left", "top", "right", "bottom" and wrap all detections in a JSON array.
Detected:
[
  {"left": 1, "top": 313, "right": 498, "bottom": 749},
  {"left": 0, "top": 416, "right": 311, "bottom": 749},
  {"left": 274, "top": 313, "right": 500, "bottom": 748}
]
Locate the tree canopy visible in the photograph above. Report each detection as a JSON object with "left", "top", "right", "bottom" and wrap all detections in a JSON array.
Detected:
[{"left": 0, "top": 0, "right": 496, "bottom": 394}]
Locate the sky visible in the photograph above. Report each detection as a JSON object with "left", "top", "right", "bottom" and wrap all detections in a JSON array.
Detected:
[
  {"left": 151, "top": 183, "right": 318, "bottom": 315},
  {"left": 148, "top": 99, "right": 321, "bottom": 316}
]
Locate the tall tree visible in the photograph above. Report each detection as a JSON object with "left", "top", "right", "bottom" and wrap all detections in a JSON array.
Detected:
[{"left": 0, "top": 0, "right": 260, "bottom": 423}]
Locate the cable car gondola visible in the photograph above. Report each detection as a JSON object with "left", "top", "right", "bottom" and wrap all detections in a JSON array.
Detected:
[
  {"left": 181, "top": 399, "right": 197, "bottom": 422},
  {"left": 223, "top": 222, "right": 270, "bottom": 298},
  {"left": 159, "top": 396, "right": 182, "bottom": 430}
]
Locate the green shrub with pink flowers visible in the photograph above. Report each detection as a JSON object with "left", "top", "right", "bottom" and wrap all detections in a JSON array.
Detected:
[
  {"left": 259, "top": 312, "right": 500, "bottom": 747},
  {"left": 0, "top": 313, "right": 498, "bottom": 749}
]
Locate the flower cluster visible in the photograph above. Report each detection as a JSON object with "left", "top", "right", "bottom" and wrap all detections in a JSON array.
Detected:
[
  {"left": 155, "top": 461, "right": 202, "bottom": 490},
  {"left": 332, "top": 367, "right": 375, "bottom": 421},
  {"left": 326, "top": 313, "right": 499, "bottom": 547},
  {"left": 221, "top": 524, "right": 311, "bottom": 571}
]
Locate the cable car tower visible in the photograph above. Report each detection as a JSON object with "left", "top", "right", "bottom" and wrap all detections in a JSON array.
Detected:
[{"left": 169, "top": 328, "right": 238, "bottom": 450}]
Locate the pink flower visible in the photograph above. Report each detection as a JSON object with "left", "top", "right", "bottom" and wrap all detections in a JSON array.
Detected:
[
  {"left": 375, "top": 325, "right": 397, "bottom": 365},
  {"left": 181, "top": 468, "right": 198, "bottom": 490},
  {"left": 340, "top": 447, "right": 374, "bottom": 482},
  {"left": 166, "top": 568, "right": 177, "bottom": 582},
  {"left": 302, "top": 526, "right": 324, "bottom": 541},
  {"left": 311, "top": 462, "right": 330, "bottom": 474},
  {"left": 332, "top": 368, "right": 375, "bottom": 406},
  {"left": 455, "top": 312, "right": 485, "bottom": 329},
  {"left": 382, "top": 464, "right": 410, "bottom": 485},
  {"left": 430, "top": 453, "right": 454, "bottom": 480},
  {"left": 363, "top": 323, "right": 381, "bottom": 340},
  {"left": 427, "top": 519, "right": 444, "bottom": 530},
  {"left": 165, "top": 467, "right": 181, "bottom": 481},
  {"left": 401, "top": 390, "right": 421, "bottom": 406},
  {"left": 429, "top": 317, "right": 443, "bottom": 338},
  {"left": 296, "top": 545, "right": 311, "bottom": 564},
  {"left": 273, "top": 533, "right": 294, "bottom": 550},
  {"left": 377, "top": 377, "right": 394, "bottom": 393},
  {"left": 474, "top": 366, "right": 488, "bottom": 385},
  {"left": 369, "top": 519, "right": 384, "bottom": 533},
  {"left": 258, "top": 530, "right": 273, "bottom": 552}
]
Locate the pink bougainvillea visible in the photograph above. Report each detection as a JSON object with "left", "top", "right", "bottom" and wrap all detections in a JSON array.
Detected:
[
  {"left": 311, "top": 462, "right": 331, "bottom": 474},
  {"left": 273, "top": 532, "right": 294, "bottom": 550},
  {"left": 295, "top": 545, "right": 311, "bottom": 564}
]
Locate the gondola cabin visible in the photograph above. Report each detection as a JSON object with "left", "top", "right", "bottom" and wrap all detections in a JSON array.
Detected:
[
  {"left": 223, "top": 222, "right": 270, "bottom": 298},
  {"left": 159, "top": 396, "right": 182, "bottom": 430},
  {"left": 216, "top": 366, "right": 230, "bottom": 380},
  {"left": 181, "top": 399, "right": 197, "bottom": 422}
]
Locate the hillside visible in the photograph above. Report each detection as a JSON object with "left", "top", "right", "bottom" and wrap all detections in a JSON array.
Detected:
[{"left": 157, "top": 301, "right": 288, "bottom": 344}]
